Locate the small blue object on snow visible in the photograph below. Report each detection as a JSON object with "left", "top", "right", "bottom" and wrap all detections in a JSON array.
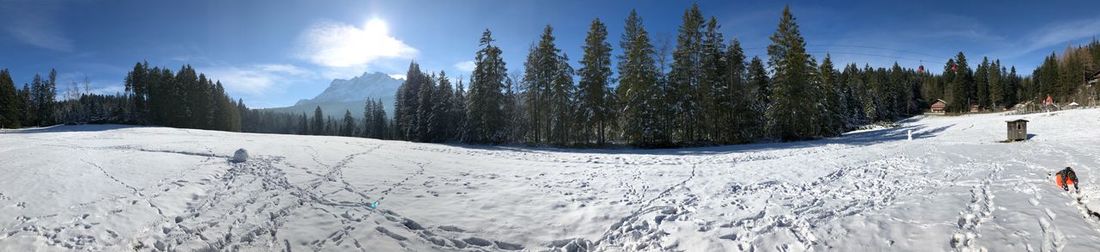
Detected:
[{"left": 368, "top": 200, "right": 380, "bottom": 209}]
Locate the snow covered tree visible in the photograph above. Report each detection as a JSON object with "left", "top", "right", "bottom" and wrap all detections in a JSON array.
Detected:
[
  {"left": 723, "top": 39, "right": 753, "bottom": 143},
  {"left": 416, "top": 73, "right": 437, "bottom": 142},
  {"left": 433, "top": 72, "right": 456, "bottom": 141},
  {"left": 522, "top": 25, "right": 562, "bottom": 144},
  {"left": 617, "top": 9, "right": 664, "bottom": 146},
  {"left": 668, "top": 3, "right": 705, "bottom": 143},
  {"left": 576, "top": 18, "right": 614, "bottom": 145},
  {"left": 698, "top": 16, "right": 726, "bottom": 143},
  {"left": 747, "top": 56, "right": 770, "bottom": 138},
  {"left": 464, "top": 29, "right": 508, "bottom": 143}
]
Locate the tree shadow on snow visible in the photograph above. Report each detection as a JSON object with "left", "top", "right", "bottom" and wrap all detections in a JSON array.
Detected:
[
  {"left": 0, "top": 124, "right": 136, "bottom": 134},
  {"left": 443, "top": 123, "right": 955, "bottom": 156}
]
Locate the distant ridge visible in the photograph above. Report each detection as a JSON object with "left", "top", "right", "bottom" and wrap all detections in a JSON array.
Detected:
[{"left": 262, "top": 72, "right": 402, "bottom": 118}]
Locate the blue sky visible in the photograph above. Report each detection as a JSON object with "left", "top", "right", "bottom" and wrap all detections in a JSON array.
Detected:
[{"left": 1, "top": 0, "right": 1099, "bottom": 108}]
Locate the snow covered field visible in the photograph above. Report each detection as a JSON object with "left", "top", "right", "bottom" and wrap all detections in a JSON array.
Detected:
[{"left": 2, "top": 109, "right": 1100, "bottom": 251}]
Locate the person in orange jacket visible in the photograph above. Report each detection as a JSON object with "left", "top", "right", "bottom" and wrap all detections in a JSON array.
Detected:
[{"left": 1055, "top": 167, "right": 1079, "bottom": 192}]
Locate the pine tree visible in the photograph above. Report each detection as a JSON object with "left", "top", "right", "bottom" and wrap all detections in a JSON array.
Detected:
[
  {"left": 975, "top": 57, "right": 990, "bottom": 109},
  {"left": 416, "top": 73, "right": 437, "bottom": 142},
  {"left": 548, "top": 53, "right": 575, "bottom": 145},
  {"left": 0, "top": 69, "right": 19, "bottom": 128},
  {"left": 576, "top": 18, "right": 613, "bottom": 145},
  {"left": 699, "top": 16, "right": 726, "bottom": 143},
  {"left": 766, "top": 5, "right": 818, "bottom": 140},
  {"left": 522, "top": 25, "right": 562, "bottom": 144},
  {"left": 668, "top": 3, "right": 705, "bottom": 143},
  {"left": 312, "top": 106, "right": 324, "bottom": 135},
  {"left": 989, "top": 60, "right": 1004, "bottom": 109},
  {"left": 819, "top": 54, "right": 842, "bottom": 136},
  {"left": 396, "top": 62, "right": 425, "bottom": 140},
  {"left": 342, "top": 110, "right": 355, "bottom": 136},
  {"left": 465, "top": 29, "right": 508, "bottom": 143},
  {"left": 747, "top": 56, "right": 770, "bottom": 138},
  {"left": 454, "top": 79, "right": 468, "bottom": 141},
  {"left": 433, "top": 72, "right": 456, "bottom": 141},
  {"left": 723, "top": 39, "right": 751, "bottom": 143},
  {"left": 617, "top": 9, "right": 663, "bottom": 146}
]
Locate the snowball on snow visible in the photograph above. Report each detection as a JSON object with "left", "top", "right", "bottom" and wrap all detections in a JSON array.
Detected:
[{"left": 231, "top": 148, "right": 249, "bottom": 163}]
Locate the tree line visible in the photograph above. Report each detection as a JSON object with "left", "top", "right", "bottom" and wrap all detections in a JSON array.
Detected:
[
  {"left": 4, "top": 4, "right": 1099, "bottom": 148},
  {"left": 392, "top": 5, "right": 977, "bottom": 146}
]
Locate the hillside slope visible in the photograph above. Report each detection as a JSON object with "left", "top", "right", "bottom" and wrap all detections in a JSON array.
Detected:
[{"left": 1, "top": 109, "right": 1100, "bottom": 251}]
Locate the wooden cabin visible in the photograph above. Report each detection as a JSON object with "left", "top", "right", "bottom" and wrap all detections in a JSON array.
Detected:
[
  {"left": 1006, "top": 119, "right": 1028, "bottom": 142},
  {"left": 929, "top": 99, "right": 947, "bottom": 114}
]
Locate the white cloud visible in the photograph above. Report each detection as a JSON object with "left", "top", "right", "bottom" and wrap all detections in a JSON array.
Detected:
[
  {"left": 454, "top": 60, "right": 476, "bottom": 72},
  {"left": 388, "top": 73, "right": 406, "bottom": 80},
  {"left": 205, "top": 64, "right": 315, "bottom": 96},
  {"left": 299, "top": 18, "right": 418, "bottom": 68}
]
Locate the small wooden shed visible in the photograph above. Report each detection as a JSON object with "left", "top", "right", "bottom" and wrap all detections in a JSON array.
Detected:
[
  {"left": 930, "top": 99, "right": 947, "bottom": 114},
  {"left": 1006, "top": 119, "right": 1028, "bottom": 142}
]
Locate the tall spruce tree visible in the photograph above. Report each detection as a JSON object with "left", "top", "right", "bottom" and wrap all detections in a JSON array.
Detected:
[
  {"left": 617, "top": 9, "right": 663, "bottom": 146},
  {"left": 766, "top": 6, "right": 818, "bottom": 140},
  {"left": 576, "top": 18, "right": 613, "bottom": 145},
  {"left": 747, "top": 56, "right": 770, "bottom": 138},
  {"left": 465, "top": 29, "right": 508, "bottom": 143},
  {"left": 668, "top": 3, "right": 705, "bottom": 143},
  {"left": 0, "top": 69, "right": 19, "bottom": 128},
  {"left": 699, "top": 16, "right": 726, "bottom": 143},
  {"left": 312, "top": 106, "right": 324, "bottom": 135}
]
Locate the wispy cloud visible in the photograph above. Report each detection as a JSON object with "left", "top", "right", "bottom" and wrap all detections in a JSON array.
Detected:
[
  {"left": 298, "top": 18, "right": 418, "bottom": 68},
  {"left": 0, "top": 2, "right": 73, "bottom": 52},
  {"left": 1011, "top": 17, "right": 1100, "bottom": 57},
  {"left": 204, "top": 64, "right": 315, "bottom": 96},
  {"left": 454, "top": 60, "right": 476, "bottom": 72}
]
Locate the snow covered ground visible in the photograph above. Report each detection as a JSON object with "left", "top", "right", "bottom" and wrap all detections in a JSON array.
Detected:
[{"left": 2, "top": 109, "right": 1100, "bottom": 251}]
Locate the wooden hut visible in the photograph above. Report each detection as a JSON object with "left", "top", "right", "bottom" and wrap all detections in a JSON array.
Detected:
[
  {"left": 929, "top": 99, "right": 947, "bottom": 114},
  {"left": 1006, "top": 119, "right": 1028, "bottom": 142}
]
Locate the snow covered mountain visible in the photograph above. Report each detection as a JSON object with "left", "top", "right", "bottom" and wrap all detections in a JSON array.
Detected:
[
  {"left": 3, "top": 109, "right": 1100, "bottom": 251},
  {"left": 263, "top": 72, "right": 401, "bottom": 118}
]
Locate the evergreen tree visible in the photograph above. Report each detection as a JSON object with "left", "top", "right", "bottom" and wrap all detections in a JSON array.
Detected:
[
  {"left": 747, "top": 56, "right": 770, "bottom": 138},
  {"left": 766, "top": 6, "right": 819, "bottom": 140},
  {"left": 454, "top": 79, "right": 468, "bottom": 141},
  {"left": 522, "top": 25, "right": 563, "bottom": 144},
  {"left": 312, "top": 106, "right": 324, "bottom": 135},
  {"left": 723, "top": 39, "right": 752, "bottom": 143},
  {"left": 819, "top": 54, "right": 843, "bottom": 136},
  {"left": 465, "top": 29, "right": 508, "bottom": 143},
  {"left": 416, "top": 73, "right": 437, "bottom": 141},
  {"left": 548, "top": 53, "right": 575, "bottom": 145},
  {"left": 342, "top": 110, "right": 355, "bottom": 136},
  {"left": 668, "top": 3, "right": 705, "bottom": 143},
  {"left": 975, "top": 57, "right": 991, "bottom": 109},
  {"left": 698, "top": 16, "right": 726, "bottom": 143},
  {"left": 0, "top": 69, "right": 19, "bottom": 128},
  {"left": 433, "top": 72, "right": 456, "bottom": 141},
  {"left": 617, "top": 9, "right": 663, "bottom": 146},
  {"left": 395, "top": 62, "right": 425, "bottom": 140},
  {"left": 989, "top": 60, "right": 1004, "bottom": 109},
  {"left": 576, "top": 18, "right": 614, "bottom": 145}
]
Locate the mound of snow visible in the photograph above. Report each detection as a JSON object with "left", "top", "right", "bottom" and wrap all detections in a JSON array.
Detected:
[{"left": 231, "top": 148, "right": 249, "bottom": 163}]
